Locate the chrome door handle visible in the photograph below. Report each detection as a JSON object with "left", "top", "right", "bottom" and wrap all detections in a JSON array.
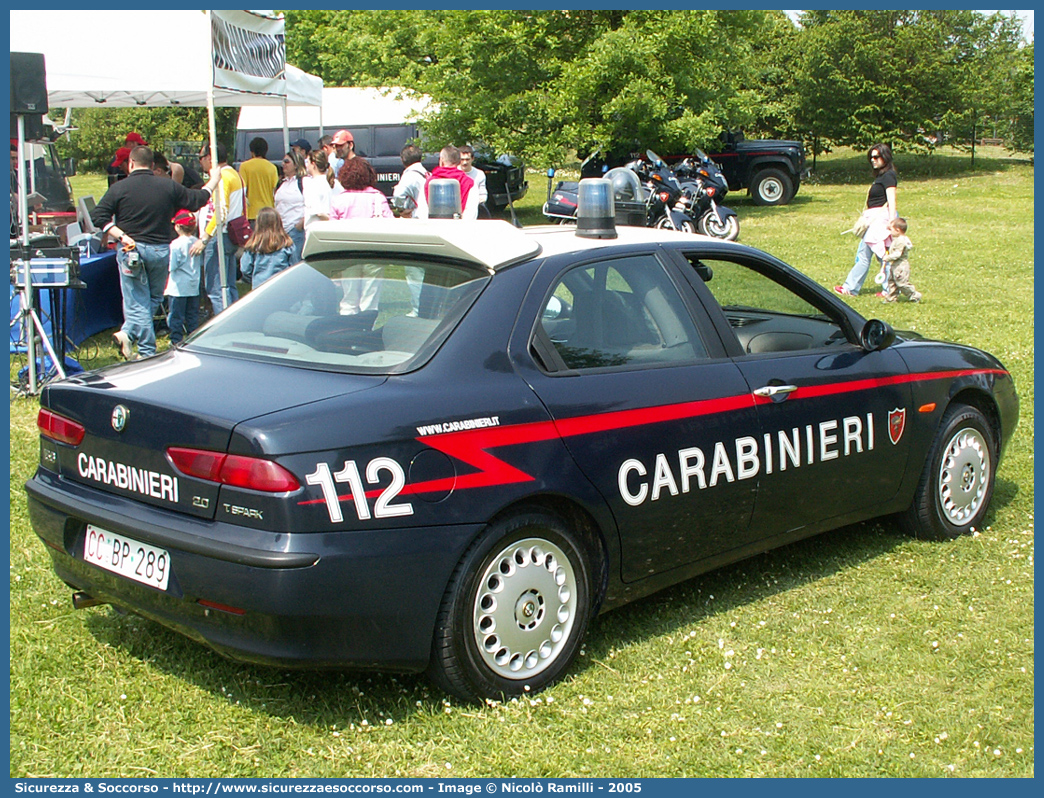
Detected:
[{"left": 753, "top": 384, "right": 798, "bottom": 398}]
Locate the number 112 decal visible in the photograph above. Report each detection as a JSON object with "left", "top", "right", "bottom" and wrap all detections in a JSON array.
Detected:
[{"left": 305, "top": 458, "right": 414, "bottom": 523}]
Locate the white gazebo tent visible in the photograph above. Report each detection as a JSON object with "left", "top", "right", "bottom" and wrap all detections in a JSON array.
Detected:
[
  {"left": 9, "top": 9, "right": 323, "bottom": 309},
  {"left": 9, "top": 9, "right": 323, "bottom": 146}
]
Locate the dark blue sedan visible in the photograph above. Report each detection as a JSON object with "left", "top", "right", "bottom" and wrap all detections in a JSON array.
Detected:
[{"left": 26, "top": 214, "right": 1018, "bottom": 703}]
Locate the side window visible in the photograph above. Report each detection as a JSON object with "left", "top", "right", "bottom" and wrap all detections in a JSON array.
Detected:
[
  {"left": 685, "top": 256, "right": 847, "bottom": 354},
  {"left": 373, "top": 126, "right": 411, "bottom": 158},
  {"left": 537, "top": 254, "right": 707, "bottom": 371}
]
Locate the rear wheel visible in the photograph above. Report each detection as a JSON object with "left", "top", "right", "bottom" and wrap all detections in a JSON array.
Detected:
[
  {"left": 902, "top": 404, "right": 997, "bottom": 539},
  {"left": 750, "top": 168, "right": 793, "bottom": 206},
  {"left": 428, "top": 509, "right": 595, "bottom": 703}
]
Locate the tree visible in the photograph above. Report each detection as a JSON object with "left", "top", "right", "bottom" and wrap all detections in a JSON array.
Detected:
[
  {"left": 54, "top": 107, "right": 237, "bottom": 172},
  {"left": 282, "top": 10, "right": 784, "bottom": 166},
  {"left": 1003, "top": 41, "right": 1034, "bottom": 154},
  {"left": 790, "top": 10, "right": 1029, "bottom": 155}
]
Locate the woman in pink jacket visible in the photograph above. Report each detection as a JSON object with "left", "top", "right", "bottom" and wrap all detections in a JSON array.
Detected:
[
  {"left": 330, "top": 158, "right": 394, "bottom": 314},
  {"left": 330, "top": 158, "right": 395, "bottom": 220}
]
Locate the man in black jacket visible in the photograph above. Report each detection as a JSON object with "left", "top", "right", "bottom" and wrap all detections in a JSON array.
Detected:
[{"left": 92, "top": 146, "right": 219, "bottom": 359}]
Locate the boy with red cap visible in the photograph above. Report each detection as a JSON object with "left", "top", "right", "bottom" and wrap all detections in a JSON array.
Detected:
[{"left": 165, "top": 209, "right": 202, "bottom": 345}]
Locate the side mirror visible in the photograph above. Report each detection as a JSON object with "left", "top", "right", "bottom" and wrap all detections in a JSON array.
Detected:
[
  {"left": 859, "top": 319, "right": 896, "bottom": 351},
  {"left": 64, "top": 157, "right": 77, "bottom": 177},
  {"left": 692, "top": 261, "right": 713, "bottom": 282}
]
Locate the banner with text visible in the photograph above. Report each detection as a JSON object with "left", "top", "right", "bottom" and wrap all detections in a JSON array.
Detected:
[{"left": 210, "top": 10, "right": 286, "bottom": 99}]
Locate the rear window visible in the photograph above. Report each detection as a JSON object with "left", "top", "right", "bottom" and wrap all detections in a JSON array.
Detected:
[{"left": 185, "top": 257, "right": 489, "bottom": 374}]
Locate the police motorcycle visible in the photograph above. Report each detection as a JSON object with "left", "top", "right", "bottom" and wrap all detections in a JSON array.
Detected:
[
  {"left": 543, "top": 149, "right": 697, "bottom": 233},
  {"left": 673, "top": 148, "right": 740, "bottom": 241}
]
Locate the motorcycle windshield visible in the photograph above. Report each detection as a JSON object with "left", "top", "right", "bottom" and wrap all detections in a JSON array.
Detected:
[{"left": 605, "top": 167, "right": 645, "bottom": 202}]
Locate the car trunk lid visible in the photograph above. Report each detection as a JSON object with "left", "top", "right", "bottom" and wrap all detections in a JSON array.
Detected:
[{"left": 41, "top": 349, "right": 383, "bottom": 519}]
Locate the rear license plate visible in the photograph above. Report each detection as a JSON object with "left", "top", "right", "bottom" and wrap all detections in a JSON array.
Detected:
[{"left": 83, "top": 525, "right": 170, "bottom": 591}]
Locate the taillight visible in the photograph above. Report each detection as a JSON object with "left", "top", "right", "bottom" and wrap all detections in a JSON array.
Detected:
[
  {"left": 38, "top": 408, "right": 85, "bottom": 446},
  {"left": 166, "top": 447, "right": 300, "bottom": 493}
]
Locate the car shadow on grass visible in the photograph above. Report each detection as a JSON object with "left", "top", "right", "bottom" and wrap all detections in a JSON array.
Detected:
[
  {"left": 585, "top": 473, "right": 1020, "bottom": 656},
  {"left": 79, "top": 476, "right": 1018, "bottom": 722}
]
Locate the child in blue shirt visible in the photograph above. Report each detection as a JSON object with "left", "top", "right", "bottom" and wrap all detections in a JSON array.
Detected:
[
  {"left": 240, "top": 207, "right": 297, "bottom": 288},
  {"left": 164, "top": 210, "right": 202, "bottom": 345}
]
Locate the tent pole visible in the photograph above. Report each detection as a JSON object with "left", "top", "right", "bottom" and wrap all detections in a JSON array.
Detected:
[
  {"left": 282, "top": 99, "right": 290, "bottom": 156},
  {"left": 206, "top": 10, "right": 230, "bottom": 312}
]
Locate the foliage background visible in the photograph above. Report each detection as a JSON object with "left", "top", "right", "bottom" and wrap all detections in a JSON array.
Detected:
[{"left": 53, "top": 10, "right": 1032, "bottom": 169}]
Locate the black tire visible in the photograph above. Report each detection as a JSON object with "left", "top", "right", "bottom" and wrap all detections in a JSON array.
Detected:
[
  {"left": 653, "top": 215, "right": 696, "bottom": 234},
  {"left": 749, "top": 168, "right": 793, "bottom": 206},
  {"left": 428, "top": 508, "right": 595, "bottom": 703},
  {"left": 698, "top": 211, "right": 740, "bottom": 240},
  {"left": 902, "top": 404, "right": 997, "bottom": 540}
]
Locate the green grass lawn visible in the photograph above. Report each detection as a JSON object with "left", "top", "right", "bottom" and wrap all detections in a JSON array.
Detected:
[{"left": 10, "top": 147, "right": 1033, "bottom": 777}]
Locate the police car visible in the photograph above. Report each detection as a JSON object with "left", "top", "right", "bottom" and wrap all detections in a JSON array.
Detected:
[{"left": 26, "top": 186, "right": 1018, "bottom": 703}]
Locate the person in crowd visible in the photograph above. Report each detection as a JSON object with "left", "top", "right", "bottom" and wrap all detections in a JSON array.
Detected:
[
  {"left": 164, "top": 209, "right": 202, "bottom": 345},
  {"left": 392, "top": 144, "right": 429, "bottom": 218},
  {"left": 835, "top": 143, "right": 898, "bottom": 297},
  {"left": 91, "top": 146, "right": 219, "bottom": 359},
  {"left": 319, "top": 134, "right": 336, "bottom": 167},
  {"left": 329, "top": 158, "right": 393, "bottom": 314},
  {"left": 331, "top": 129, "right": 355, "bottom": 174},
  {"left": 330, "top": 157, "right": 395, "bottom": 220},
  {"left": 391, "top": 144, "right": 429, "bottom": 314},
  {"left": 239, "top": 136, "right": 279, "bottom": 223},
  {"left": 151, "top": 152, "right": 174, "bottom": 180},
  {"left": 107, "top": 147, "right": 131, "bottom": 186},
  {"left": 240, "top": 207, "right": 296, "bottom": 288},
  {"left": 124, "top": 132, "right": 147, "bottom": 148},
  {"left": 190, "top": 142, "right": 245, "bottom": 314},
  {"left": 152, "top": 152, "right": 204, "bottom": 189},
  {"left": 458, "top": 145, "right": 488, "bottom": 212},
  {"left": 303, "top": 149, "right": 333, "bottom": 230},
  {"left": 879, "top": 217, "right": 921, "bottom": 303},
  {"left": 274, "top": 149, "right": 307, "bottom": 261},
  {"left": 415, "top": 145, "right": 474, "bottom": 219},
  {"left": 291, "top": 138, "right": 312, "bottom": 158}
]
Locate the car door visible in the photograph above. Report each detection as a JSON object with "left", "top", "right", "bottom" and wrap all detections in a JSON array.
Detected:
[
  {"left": 514, "top": 248, "right": 762, "bottom": 583},
  {"left": 671, "top": 248, "right": 914, "bottom": 539}
]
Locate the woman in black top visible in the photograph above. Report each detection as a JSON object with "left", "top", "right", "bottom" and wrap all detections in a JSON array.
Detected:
[{"left": 835, "top": 143, "right": 898, "bottom": 296}]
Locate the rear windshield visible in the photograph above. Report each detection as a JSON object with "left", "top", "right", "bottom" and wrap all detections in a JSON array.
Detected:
[{"left": 185, "top": 256, "right": 489, "bottom": 374}]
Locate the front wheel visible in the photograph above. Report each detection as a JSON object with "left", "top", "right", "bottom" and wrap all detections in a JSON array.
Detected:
[
  {"left": 428, "top": 509, "right": 596, "bottom": 703},
  {"left": 901, "top": 404, "right": 997, "bottom": 539},
  {"left": 699, "top": 211, "right": 739, "bottom": 240},
  {"left": 654, "top": 215, "right": 697, "bottom": 234},
  {"left": 749, "top": 168, "right": 793, "bottom": 206}
]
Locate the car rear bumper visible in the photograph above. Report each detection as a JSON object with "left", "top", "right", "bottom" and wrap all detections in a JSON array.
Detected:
[{"left": 26, "top": 470, "right": 483, "bottom": 672}]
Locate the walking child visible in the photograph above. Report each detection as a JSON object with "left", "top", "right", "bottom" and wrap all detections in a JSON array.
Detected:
[
  {"left": 165, "top": 210, "right": 202, "bottom": 345},
  {"left": 240, "top": 207, "right": 297, "bottom": 288},
  {"left": 880, "top": 217, "right": 922, "bottom": 303}
]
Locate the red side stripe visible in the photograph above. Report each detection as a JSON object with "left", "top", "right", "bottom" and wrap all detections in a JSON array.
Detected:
[{"left": 297, "top": 367, "right": 1007, "bottom": 506}]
